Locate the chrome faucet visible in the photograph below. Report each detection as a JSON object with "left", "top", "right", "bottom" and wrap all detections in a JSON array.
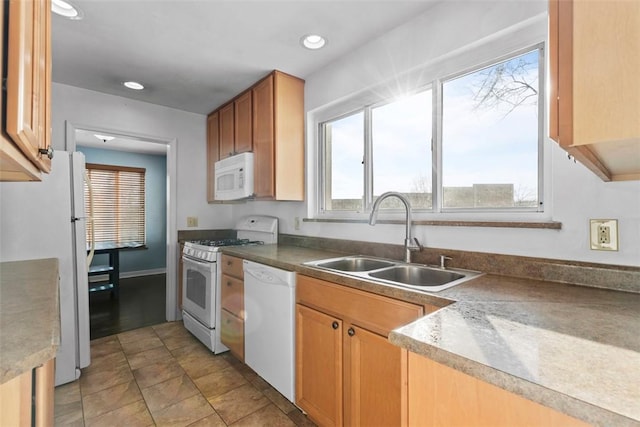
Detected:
[{"left": 369, "top": 191, "right": 422, "bottom": 263}]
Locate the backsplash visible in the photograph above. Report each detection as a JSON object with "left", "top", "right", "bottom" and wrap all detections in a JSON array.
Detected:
[
  {"left": 177, "top": 229, "right": 235, "bottom": 243},
  {"left": 280, "top": 234, "right": 640, "bottom": 294}
]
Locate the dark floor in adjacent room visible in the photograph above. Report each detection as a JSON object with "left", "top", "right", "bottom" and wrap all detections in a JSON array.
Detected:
[{"left": 89, "top": 274, "right": 167, "bottom": 340}]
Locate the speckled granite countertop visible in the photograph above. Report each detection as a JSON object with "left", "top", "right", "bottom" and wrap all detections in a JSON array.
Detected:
[
  {"left": 0, "top": 258, "right": 60, "bottom": 384},
  {"left": 222, "top": 244, "right": 640, "bottom": 427}
]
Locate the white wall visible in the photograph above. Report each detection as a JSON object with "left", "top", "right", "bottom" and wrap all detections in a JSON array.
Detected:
[
  {"left": 51, "top": 83, "right": 234, "bottom": 230},
  {"left": 233, "top": 1, "right": 640, "bottom": 267}
]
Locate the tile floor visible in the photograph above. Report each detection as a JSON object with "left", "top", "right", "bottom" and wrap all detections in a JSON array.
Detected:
[{"left": 54, "top": 321, "right": 316, "bottom": 427}]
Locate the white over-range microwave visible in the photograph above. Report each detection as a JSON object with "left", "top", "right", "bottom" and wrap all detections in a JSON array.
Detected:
[{"left": 214, "top": 152, "right": 254, "bottom": 200}]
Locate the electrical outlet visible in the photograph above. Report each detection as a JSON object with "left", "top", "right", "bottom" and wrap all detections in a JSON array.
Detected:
[
  {"left": 598, "top": 225, "right": 611, "bottom": 244},
  {"left": 590, "top": 219, "right": 618, "bottom": 251},
  {"left": 294, "top": 216, "right": 301, "bottom": 231},
  {"left": 187, "top": 216, "right": 198, "bottom": 227}
]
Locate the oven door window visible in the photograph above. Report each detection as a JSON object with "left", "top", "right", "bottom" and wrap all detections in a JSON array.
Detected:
[
  {"left": 182, "top": 257, "right": 216, "bottom": 328},
  {"left": 186, "top": 269, "right": 207, "bottom": 309}
]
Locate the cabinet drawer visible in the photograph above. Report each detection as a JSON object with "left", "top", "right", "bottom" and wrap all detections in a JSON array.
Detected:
[
  {"left": 221, "top": 254, "right": 244, "bottom": 279},
  {"left": 221, "top": 274, "right": 244, "bottom": 318},
  {"left": 221, "top": 309, "right": 244, "bottom": 361},
  {"left": 297, "top": 275, "right": 423, "bottom": 336}
]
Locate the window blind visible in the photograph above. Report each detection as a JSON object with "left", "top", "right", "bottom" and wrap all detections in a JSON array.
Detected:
[{"left": 85, "top": 163, "right": 146, "bottom": 245}]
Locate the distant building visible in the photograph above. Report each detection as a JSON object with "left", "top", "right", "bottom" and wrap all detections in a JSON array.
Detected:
[{"left": 329, "top": 183, "right": 517, "bottom": 210}]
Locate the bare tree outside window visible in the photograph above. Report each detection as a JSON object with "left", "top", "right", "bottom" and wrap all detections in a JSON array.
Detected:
[{"left": 470, "top": 53, "right": 539, "bottom": 117}]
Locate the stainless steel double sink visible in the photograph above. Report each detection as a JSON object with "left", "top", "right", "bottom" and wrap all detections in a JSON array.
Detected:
[{"left": 303, "top": 255, "right": 483, "bottom": 292}]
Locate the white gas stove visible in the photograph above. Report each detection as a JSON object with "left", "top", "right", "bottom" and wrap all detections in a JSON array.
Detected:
[
  {"left": 181, "top": 216, "right": 278, "bottom": 352},
  {"left": 183, "top": 238, "right": 264, "bottom": 262}
]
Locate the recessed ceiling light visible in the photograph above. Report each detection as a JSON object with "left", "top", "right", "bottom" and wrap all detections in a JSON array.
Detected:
[
  {"left": 51, "top": 0, "right": 83, "bottom": 19},
  {"left": 123, "top": 81, "right": 145, "bottom": 90},
  {"left": 94, "top": 134, "right": 115, "bottom": 142},
  {"left": 301, "top": 34, "right": 327, "bottom": 50}
]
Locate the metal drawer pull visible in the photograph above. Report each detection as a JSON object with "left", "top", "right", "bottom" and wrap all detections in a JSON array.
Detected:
[
  {"left": 348, "top": 327, "right": 355, "bottom": 336},
  {"left": 332, "top": 321, "right": 339, "bottom": 330}
]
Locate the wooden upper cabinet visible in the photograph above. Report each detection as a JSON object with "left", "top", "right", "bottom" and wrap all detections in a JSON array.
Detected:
[
  {"left": 216, "top": 92, "right": 252, "bottom": 163},
  {"left": 252, "top": 75, "right": 276, "bottom": 199},
  {"left": 549, "top": 0, "right": 640, "bottom": 181},
  {"left": 205, "top": 70, "right": 304, "bottom": 201},
  {"left": 252, "top": 71, "right": 305, "bottom": 200},
  {"left": 206, "top": 111, "right": 220, "bottom": 202},
  {"left": 1, "top": 0, "right": 52, "bottom": 181},
  {"left": 219, "top": 103, "right": 235, "bottom": 159},
  {"left": 234, "top": 91, "right": 253, "bottom": 154}
]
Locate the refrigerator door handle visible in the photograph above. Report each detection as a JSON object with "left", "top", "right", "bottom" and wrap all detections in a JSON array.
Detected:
[{"left": 85, "top": 170, "right": 96, "bottom": 267}]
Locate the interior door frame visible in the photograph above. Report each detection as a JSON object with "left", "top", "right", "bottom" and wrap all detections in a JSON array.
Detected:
[{"left": 65, "top": 120, "right": 180, "bottom": 321}]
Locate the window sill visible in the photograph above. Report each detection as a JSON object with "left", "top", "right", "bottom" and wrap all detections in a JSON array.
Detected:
[{"left": 303, "top": 218, "right": 561, "bottom": 230}]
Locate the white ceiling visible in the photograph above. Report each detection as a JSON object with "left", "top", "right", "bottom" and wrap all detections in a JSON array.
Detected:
[{"left": 51, "top": 0, "right": 439, "bottom": 115}]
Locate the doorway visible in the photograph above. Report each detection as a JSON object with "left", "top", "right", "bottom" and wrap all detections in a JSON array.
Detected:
[{"left": 66, "top": 122, "right": 179, "bottom": 339}]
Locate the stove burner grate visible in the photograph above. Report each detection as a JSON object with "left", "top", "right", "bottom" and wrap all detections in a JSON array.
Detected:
[{"left": 189, "top": 239, "right": 264, "bottom": 247}]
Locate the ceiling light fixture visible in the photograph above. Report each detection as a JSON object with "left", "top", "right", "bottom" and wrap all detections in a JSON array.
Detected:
[
  {"left": 123, "top": 81, "right": 145, "bottom": 90},
  {"left": 301, "top": 34, "right": 327, "bottom": 50},
  {"left": 94, "top": 134, "right": 115, "bottom": 142},
  {"left": 51, "top": 0, "right": 83, "bottom": 19}
]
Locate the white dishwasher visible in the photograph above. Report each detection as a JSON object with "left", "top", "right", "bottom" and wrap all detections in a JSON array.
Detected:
[{"left": 243, "top": 260, "right": 296, "bottom": 402}]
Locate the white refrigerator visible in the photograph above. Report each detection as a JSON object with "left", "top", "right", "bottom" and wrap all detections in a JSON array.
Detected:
[{"left": 0, "top": 151, "right": 91, "bottom": 385}]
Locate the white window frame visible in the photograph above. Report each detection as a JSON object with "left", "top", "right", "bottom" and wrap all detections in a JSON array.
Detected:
[
  {"left": 310, "top": 36, "right": 550, "bottom": 222},
  {"left": 435, "top": 44, "right": 545, "bottom": 214}
]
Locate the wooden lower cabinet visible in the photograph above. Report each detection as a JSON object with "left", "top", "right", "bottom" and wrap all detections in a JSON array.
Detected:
[
  {"left": 296, "top": 304, "right": 343, "bottom": 427},
  {"left": 0, "top": 358, "right": 54, "bottom": 426},
  {"left": 220, "top": 309, "right": 244, "bottom": 359},
  {"left": 220, "top": 255, "right": 244, "bottom": 360},
  {"left": 406, "top": 352, "right": 590, "bottom": 427},
  {"left": 295, "top": 275, "right": 424, "bottom": 427},
  {"left": 347, "top": 325, "right": 406, "bottom": 427}
]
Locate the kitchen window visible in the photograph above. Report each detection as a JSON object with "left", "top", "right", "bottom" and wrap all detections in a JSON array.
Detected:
[
  {"left": 319, "top": 46, "right": 543, "bottom": 216},
  {"left": 85, "top": 163, "right": 146, "bottom": 245}
]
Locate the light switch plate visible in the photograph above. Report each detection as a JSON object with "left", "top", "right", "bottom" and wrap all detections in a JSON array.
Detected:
[
  {"left": 187, "top": 216, "right": 198, "bottom": 227},
  {"left": 590, "top": 219, "right": 618, "bottom": 251}
]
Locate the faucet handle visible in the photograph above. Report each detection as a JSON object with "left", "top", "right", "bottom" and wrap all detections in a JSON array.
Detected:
[
  {"left": 412, "top": 237, "right": 423, "bottom": 251},
  {"left": 406, "top": 237, "right": 422, "bottom": 252},
  {"left": 439, "top": 255, "right": 452, "bottom": 269}
]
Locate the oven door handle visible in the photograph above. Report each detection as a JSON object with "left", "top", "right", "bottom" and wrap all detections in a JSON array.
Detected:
[{"left": 182, "top": 255, "right": 215, "bottom": 268}]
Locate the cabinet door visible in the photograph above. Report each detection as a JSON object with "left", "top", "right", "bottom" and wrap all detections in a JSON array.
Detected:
[
  {"left": 252, "top": 74, "right": 275, "bottom": 198},
  {"left": 345, "top": 324, "right": 406, "bottom": 427},
  {"left": 221, "top": 254, "right": 244, "bottom": 279},
  {"left": 221, "top": 309, "right": 244, "bottom": 361},
  {"left": 220, "top": 273, "right": 243, "bottom": 318},
  {"left": 549, "top": 0, "right": 640, "bottom": 181},
  {"left": 234, "top": 91, "right": 252, "bottom": 154},
  {"left": 273, "top": 71, "right": 305, "bottom": 200},
  {"left": 296, "top": 304, "right": 343, "bottom": 427},
  {"left": 0, "top": 368, "right": 32, "bottom": 425},
  {"left": 206, "top": 111, "right": 220, "bottom": 202},
  {"left": 219, "top": 103, "right": 234, "bottom": 159},
  {"left": 6, "top": 0, "right": 51, "bottom": 173},
  {"left": 407, "top": 352, "right": 590, "bottom": 427}
]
